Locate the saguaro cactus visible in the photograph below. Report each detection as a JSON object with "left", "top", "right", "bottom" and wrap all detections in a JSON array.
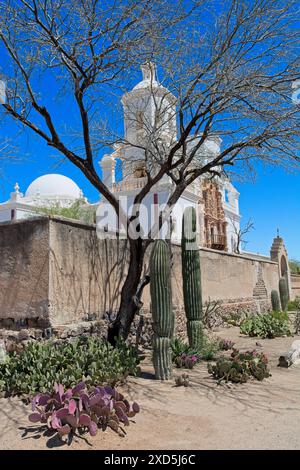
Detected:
[
  {"left": 181, "top": 206, "right": 203, "bottom": 349},
  {"left": 150, "top": 240, "right": 174, "bottom": 380},
  {"left": 271, "top": 290, "right": 281, "bottom": 312},
  {"left": 279, "top": 278, "right": 289, "bottom": 311}
]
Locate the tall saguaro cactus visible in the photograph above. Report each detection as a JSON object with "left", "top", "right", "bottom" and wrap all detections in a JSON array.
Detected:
[
  {"left": 150, "top": 240, "right": 174, "bottom": 380},
  {"left": 279, "top": 278, "right": 289, "bottom": 311},
  {"left": 181, "top": 206, "right": 203, "bottom": 349}
]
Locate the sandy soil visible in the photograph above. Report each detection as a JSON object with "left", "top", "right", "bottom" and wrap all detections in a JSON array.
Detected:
[{"left": 1, "top": 327, "right": 300, "bottom": 450}]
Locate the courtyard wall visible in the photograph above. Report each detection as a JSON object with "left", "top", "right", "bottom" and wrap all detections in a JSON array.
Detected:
[{"left": 0, "top": 217, "right": 280, "bottom": 334}]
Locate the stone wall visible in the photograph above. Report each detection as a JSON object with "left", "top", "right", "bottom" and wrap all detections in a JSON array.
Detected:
[
  {"left": 0, "top": 218, "right": 50, "bottom": 328},
  {"left": 48, "top": 218, "right": 128, "bottom": 326},
  {"left": 0, "top": 217, "right": 281, "bottom": 338},
  {"left": 291, "top": 274, "right": 300, "bottom": 300}
]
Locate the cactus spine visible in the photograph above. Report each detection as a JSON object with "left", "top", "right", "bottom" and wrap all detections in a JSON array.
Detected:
[
  {"left": 150, "top": 240, "right": 174, "bottom": 380},
  {"left": 271, "top": 290, "right": 281, "bottom": 312},
  {"left": 279, "top": 278, "right": 289, "bottom": 311},
  {"left": 181, "top": 206, "right": 203, "bottom": 349}
]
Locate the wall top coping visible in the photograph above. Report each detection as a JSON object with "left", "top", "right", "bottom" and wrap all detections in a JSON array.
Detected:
[
  {"left": 0, "top": 216, "right": 278, "bottom": 266},
  {"left": 0, "top": 215, "right": 97, "bottom": 231},
  {"left": 172, "top": 241, "right": 277, "bottom": 265}
]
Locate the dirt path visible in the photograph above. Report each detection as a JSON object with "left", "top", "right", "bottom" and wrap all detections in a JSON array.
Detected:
[{"left": 1, "top": 327, "right": 300, "bottom": 450}]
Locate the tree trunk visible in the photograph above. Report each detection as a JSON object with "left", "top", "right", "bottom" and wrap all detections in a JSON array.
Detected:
[{"left": 107, "top": 238, "right": 147, "bottom": 344}]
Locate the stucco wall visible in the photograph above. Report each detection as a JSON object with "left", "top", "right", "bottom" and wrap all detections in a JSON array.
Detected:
[
  {"left": 0, "top": 218, "right": 50, "bottom": 327},
  {"left": 291, "top": 274, "right": 300, "bottom": 300},
  {"left": 0, "top": 217, "right": 280, "bottom": 330},
  {"left": 48, "top": 219, "right": 128, "bottom": 325},
  {"left": 142, "top": 245, "right": 278, "bottom": 326}
]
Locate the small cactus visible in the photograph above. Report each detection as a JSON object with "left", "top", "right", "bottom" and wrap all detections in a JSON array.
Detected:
[
  {"left": 271, "top": 290, "right": 281, "bottom": 312},
  {"left": 150, "top": 240, "right": 174, "bottom": 380},
  {"left": 175, "top": 373, "right": 190, "bottom": 387},
  {"left": 279, "top": 278, "right": 289, "bottom": 311},
  {"left": 181, "top": 207, "right": 203, "bottom": 349}
]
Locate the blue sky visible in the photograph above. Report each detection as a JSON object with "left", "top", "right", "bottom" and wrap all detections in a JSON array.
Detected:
[
  {"left": 0, "top": 1, "right": 299, "bottom": 260},
  {"left": 0, "top": 127, "right": 299, "bottom": 260}
]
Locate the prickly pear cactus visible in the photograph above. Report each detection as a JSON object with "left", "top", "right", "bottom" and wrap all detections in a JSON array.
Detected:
[
  {"left": 150, "top": 240, "right": 174, "bottom": 380},
  {"left": 279, "top": 278, "right": 289, "bottom": 311},
  {"left": 271, "top": 290, "right": 281, "bottom": 312},
  {"left": 181, "top": 206, "right": 203, "bottom": 349}
]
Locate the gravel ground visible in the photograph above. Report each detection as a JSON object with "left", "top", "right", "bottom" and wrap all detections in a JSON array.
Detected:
[{"left": 1, "top": 327, "right": 300, "bottom": 450}]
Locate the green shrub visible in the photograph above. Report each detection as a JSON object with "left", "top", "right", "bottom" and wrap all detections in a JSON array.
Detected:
[
  {"left": 225, "top": 311, "right": 248, "bottom": 327},
  {"left": 289, "top": 259, "right": 300, "bottom": 275},
  {"left": 200, "top": 336, "right": 220, "bottom": 360},
  {"left": 240, "top": 312, "right": 291, "bottom": 339},
  {"left": 208, "top": 349, "right": 271, "bottom": 384},
  {"left": 287, "top": 297, "right": 300, "bottom": 311},
  {"left": 36, "top": 200, "right": 96, "bottom": 224},
  {"left": 0, "top": 337, "right": 141, "bottom": 396},
  {"left": 170, "top": 335, "right": 219, "bottom": 363}
]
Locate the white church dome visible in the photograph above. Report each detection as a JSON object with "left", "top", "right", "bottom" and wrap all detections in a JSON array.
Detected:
[{"left": 25, "top": 174, "right": 82, "bottom": 199}]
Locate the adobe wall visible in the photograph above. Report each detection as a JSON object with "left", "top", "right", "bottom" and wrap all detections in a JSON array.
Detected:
[
  {"left": 0, "top": 218, "right": 50, "bottom": 328},
  {"left": 141, "top": 245, "right": 279, "bottom": 335},
  {"left": 0, "top": 217, "right": 280, "bottom": 336},
  {"left": 48, "top": 218, "right": 128, "bottom": 326}
]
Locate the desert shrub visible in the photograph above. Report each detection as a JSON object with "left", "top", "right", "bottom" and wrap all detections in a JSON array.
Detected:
[
  {"left": 36, "top": 200, "right": 96, "bottom": 224},
  {"left": 208, "top": 349, "right": 271, "bottom": 384},
  {"left": 219, "top": 339, "right": 235, "bottom": 351},
  {"left": 170, "top": 335, "right": 219, "bottom": 363},
  {"left": 289, "top": 259, "right": 300, "bottom": 275},
  {"left": 200, "top": 335, "right": 220, "bottom": 360},
  {"left": 174, "top": 353, "right": 198, "bottom": 369},
  {"left": 170, "top": 338, "right": 192, "bottom": 360},
  {"left": 0, "top": 337, "right": 141, "bottom": 396},
  {"left": 225, "top": 311, "right": 248, "bottom": 327},
  {"left": 287, "top": 297, "right": 300, "bottom": 312},
  {"left": 240, "top": 312, "right": 291, "bottom": 339},
  {"left": 29, "top": 381, "right": 139, "bottom": 439}
]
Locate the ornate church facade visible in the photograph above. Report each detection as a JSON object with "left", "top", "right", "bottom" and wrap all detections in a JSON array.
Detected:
[{"left": 0, "top": 64, "right": 241, "bottom": 253}]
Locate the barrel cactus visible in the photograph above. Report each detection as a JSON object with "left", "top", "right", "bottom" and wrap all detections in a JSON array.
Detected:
[
  {"left": 150, "top": 240, "right": 174, "bottom": 380},
  {"left": 271, "top": 290, "right": 281, "bottom": 312},
  {"left": 279, "top": 278, "right": 289, "bottom": 311},
  {"left": 181, "top": 206, "right": 203, "bottom": 349}
]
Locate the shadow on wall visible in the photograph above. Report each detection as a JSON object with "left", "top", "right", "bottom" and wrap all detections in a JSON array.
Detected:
[
  {"left": 0, "top": 219, "right": 50, "bottom": 327},
  {"left": 48, "top": 221, "right": 130, "bottom": 325}
]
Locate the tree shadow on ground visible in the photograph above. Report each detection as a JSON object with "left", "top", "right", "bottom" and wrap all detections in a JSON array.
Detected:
[{"left": 125, "top": 357, "right": 300, "bottom": 419}]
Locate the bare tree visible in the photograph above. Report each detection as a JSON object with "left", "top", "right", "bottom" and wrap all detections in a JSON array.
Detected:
[
  {"left": 229, "top": 216, "right": 254, "bottom": 254},
  {"left": 0, "top": 0, "right": 299, "bottom": 340}
]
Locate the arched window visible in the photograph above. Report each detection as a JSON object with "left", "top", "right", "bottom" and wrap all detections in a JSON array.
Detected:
[{"left": 280, "top": 255, "right": 288, "bottom": 278}]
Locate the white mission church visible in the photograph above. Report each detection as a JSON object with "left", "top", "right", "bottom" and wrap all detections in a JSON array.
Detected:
[{"left": 0, "top": 64, "right": 241, "bottom": 253}]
